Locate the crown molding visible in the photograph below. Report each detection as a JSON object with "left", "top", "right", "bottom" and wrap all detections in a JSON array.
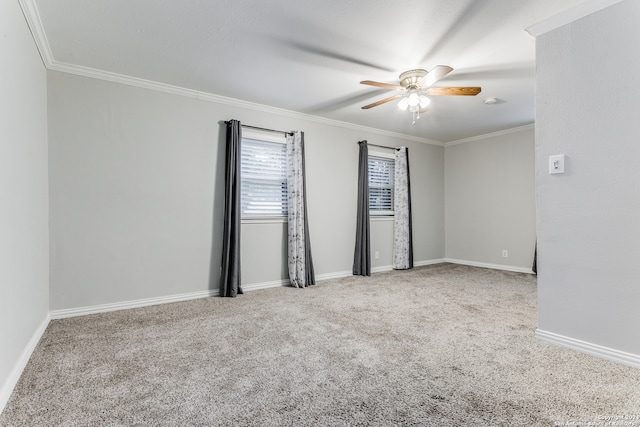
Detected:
[
  {"left": 19, "top": 0, "right": 442, "bottom": 147},
  {"left": 445, "top": 124, "right": 534, "bottom": 147},
  {"left": 17, "top": 0, "right": 53, "bottom": 66},
  {"left": 526, "top": 0, "right": 625, "bottom": 37},
  {"left": 48, "top": 61, "right": 444, "bottom": 146}
]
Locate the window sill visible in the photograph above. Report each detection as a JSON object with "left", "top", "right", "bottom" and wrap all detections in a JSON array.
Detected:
[
  {"left": 370, "top": 215, "right": 394, "bottom": 222},
  {"left": 241, "top": 217, "right": 287, "bottom": 224}
]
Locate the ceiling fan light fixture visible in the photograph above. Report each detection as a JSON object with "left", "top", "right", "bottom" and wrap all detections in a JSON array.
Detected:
[
  {"left": 361, "top": 65, "right": 480, "bottom": 125},
  {"left": 397, "top": 97, "right": 409, "bottom": 111},
  {"left": 419, "top": 95, "right": 430, "bottom": 109},
  {"left": 407, "top": 91, "right": 420, "bottom": 107},
  {"left": 399, "top": 90, "right": 430, "bottom": 113}
]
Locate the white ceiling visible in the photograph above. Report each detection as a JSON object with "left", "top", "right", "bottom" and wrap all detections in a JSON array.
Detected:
[{"left": 28, "top": 0, "right": 588, "bottom": 142}]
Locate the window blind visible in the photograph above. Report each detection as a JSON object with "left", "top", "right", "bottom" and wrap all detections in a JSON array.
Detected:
[
  {"left": 368, "top": 155, "right": 394, "bottom": 214},
  {"left": 241, "top": 138, "right": 288, "bottom": 217}
]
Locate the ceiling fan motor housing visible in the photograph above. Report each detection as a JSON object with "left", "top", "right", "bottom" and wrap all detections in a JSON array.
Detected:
[{"left": 399, "top": 69, "right": 428, "bottom": 89}]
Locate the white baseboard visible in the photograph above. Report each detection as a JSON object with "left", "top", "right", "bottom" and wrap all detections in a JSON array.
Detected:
[
  {"left": 314, "top": 265, "right": 394, "bottom": 280},
  {"left": 415, "top": 258, "right": 447, "bottom": 267},
  {"left": 315, "top": 270, "right": 352, "bottom": 282},
  {"left": 536, "top": 329, "right": 640, "bottom": 369},
  {"left": 242, "top": 279, "right": 289, "bottom": 292},
  {"left": 0, "top": 313, "right": 51, "bottom": 414},
  {"left": 444, "top": 258, "right": 535, "bottom": 274},
  {"left": 313, "top": 259, "right": 448, "bottom": 281},
  {"left": 372, "top": 259, "right": 448, "bottom": 272},
  {"left": 372, "top": 264, "right": 393, "bottom": 273},
  {"left": 50, "top": 289, "right": 218, "bottom": 319},
  {"left": 50, "top": 280, "right": 293, "bottom": 320},
  {"left": 47, "top": 259, "right": 465, "bottom": 320}
]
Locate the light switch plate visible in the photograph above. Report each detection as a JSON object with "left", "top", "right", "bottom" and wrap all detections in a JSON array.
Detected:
[{"left": 549, "top": 154, "right": 565, "bottom": 174}]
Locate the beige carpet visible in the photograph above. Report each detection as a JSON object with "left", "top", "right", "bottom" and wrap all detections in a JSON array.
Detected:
[{"left": 1, "top": 263, "right": 639, "bottom": 426}]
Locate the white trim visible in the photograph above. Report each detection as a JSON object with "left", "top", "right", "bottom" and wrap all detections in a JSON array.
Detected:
[
  {"left": 242, "top": 279, "right": 289, "bottom": 292},
  {"left": 49, "top": 279, "right": 300, "bottom": 320},
  {"left": 368, "top": 149, "right": 395, "bottom": 160},
  {"left": 63, "top": 62, "right": 443, "bottom": 147},
  {"left": 372, "top": 264, "right": 394, "bottom": 274},
  {"left": 241, "top": 217, "right": 287, "bottom": 224},
  {"left": 535, "top": 329, "right": 640, "bottom": 369},
  {"left": 316, "top": 270, "right": 353, "bottom": 282},
  {"left": 18, "top": 1, "right": 443, "bottom": 147},
  {"left": 17, "top": 0, "right": 53, "bottom": 66},
  {"left": 314, "top": 259, "right": 448, "bottom": 281},
  {"left": 444, "top": 258, "right": 535, "bottom": 274},
  {"left": 366, "top": 259, "right": 449, "bottom": 273},
  {"left": 0, "top": 314, "right": 51, "bottom": 414},
  {"left": 526, "top": 0, "right": 625, "bottom": 37},
  {"left": 242, "top": 128, "right": 286, "bottom": 144},
  {"left": 415, "top": 258, "right": 447, "bottom": 267},
  {"left": 445, "top": 124, "right": 534, "bottom": 147},
  {"left": 370, "top": 216, "right": 394, "bottom": 222},
  {"left": 50, "top": 289, "right": 217, "bottom": 319},
  {"left": 370, "top": 213, "right": 394, "bottom": 219},
  {"left": 48, "top": 63, "right": 441, "bottom": 147},
  {"left": 45, "top": 259, "right": 488, "bottom": 320}
]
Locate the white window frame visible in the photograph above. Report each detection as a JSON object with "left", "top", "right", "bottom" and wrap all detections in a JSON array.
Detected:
[
  {"left": 240, "top": 128, "right": 288, "bottom": 222},
  {"left": 368, "top": 150, "right": 395, "bottom": 217}
]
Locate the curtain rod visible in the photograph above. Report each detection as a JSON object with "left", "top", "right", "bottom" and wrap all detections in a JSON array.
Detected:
[
  {"left": 358, "top": 140, "right": 400, "bottom": 151},
  {"left": 225, "top": 121, "right": 293, "bottom": 136}
]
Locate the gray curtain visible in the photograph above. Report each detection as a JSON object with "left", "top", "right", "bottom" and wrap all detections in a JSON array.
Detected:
[
  {"left": 393, "top": 146, "right": 414, "bottom": 269},
  {"left": 353, "top": 140, "right": 371, "bottom": 276},
  {"left": 220, "top": 120, "right": 242, "bottom": 297},
  {"left": 286, "top": 131, "right": 316, "bottom": 287}
]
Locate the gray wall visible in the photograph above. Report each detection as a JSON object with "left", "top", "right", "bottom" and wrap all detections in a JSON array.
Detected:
[
  {"left": 0, "top": 0, "right": 49, "bottom": 404},
  {"left": 535, "top": 0, "right": 640, "bottom": 355},
  {"left": 48, "top": 71, "right": 445, "bottom": 310},
  {"left": 445, "top": 127, "right": 536, "bottom": 271}
]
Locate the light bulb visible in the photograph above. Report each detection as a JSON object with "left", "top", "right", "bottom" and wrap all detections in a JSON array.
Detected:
[
  {"left": 397, "top": 97, "right": 409, "bottom": 111},
  {"left": 419, "top": 95, "right": 431, "bottom": 109},
  {"left": 407, "top": 92, "right": 420, "bottom": 107}
]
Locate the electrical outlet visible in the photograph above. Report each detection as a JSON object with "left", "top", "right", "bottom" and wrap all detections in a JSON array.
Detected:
[
  {"left": 374, "top": 251, "right": 380, "bottom": 259},
  {"left": 502, "top": 250, "right": 508, "bottom": 258}
]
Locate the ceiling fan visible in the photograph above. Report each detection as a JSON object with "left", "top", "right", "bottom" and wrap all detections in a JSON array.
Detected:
[{"left": 360, "top": 65, "right": 481, "bottom": 123}]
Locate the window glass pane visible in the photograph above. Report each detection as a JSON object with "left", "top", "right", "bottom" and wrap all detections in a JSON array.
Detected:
[
  {"left": 241, "top": 138, "right": 288, "bottom": 217},
  {"left": 368, "top": 155, "right": 394, "bottom": 213}
]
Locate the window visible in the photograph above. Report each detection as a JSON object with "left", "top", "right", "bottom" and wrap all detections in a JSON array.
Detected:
[
  {"left": 368, "top": 153, "right": 394, "bottom": 216},
  {"left": 240, "top": 130, "right": 288, "bottom": 218}
]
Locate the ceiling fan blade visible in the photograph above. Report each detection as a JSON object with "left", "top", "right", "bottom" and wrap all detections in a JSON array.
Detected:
[
  {"left": 425, "top": 86, "right": 481, "bottom": 96},
  {"left": 361, "top": 94, "right": 403, "bottom": 109},
  {"left": 360, "top": 80, "right": 403, "bottom": 91},
  {"left": 419, "top": 65, "right": 454, "bottom": 88}
]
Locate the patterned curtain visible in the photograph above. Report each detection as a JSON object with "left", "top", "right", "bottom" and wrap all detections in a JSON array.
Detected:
[
  {"left": 220, "top": 120, "right": 242, "bottom": 297},
  {"left": 393, "top": 147, "right": 413, "bottom": 270},
  {"left": 353, "top": 140, "right": 371, "bottom": 276},
  {"left": 286, "top": 131, "right": 315, "bottom": 288}
]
